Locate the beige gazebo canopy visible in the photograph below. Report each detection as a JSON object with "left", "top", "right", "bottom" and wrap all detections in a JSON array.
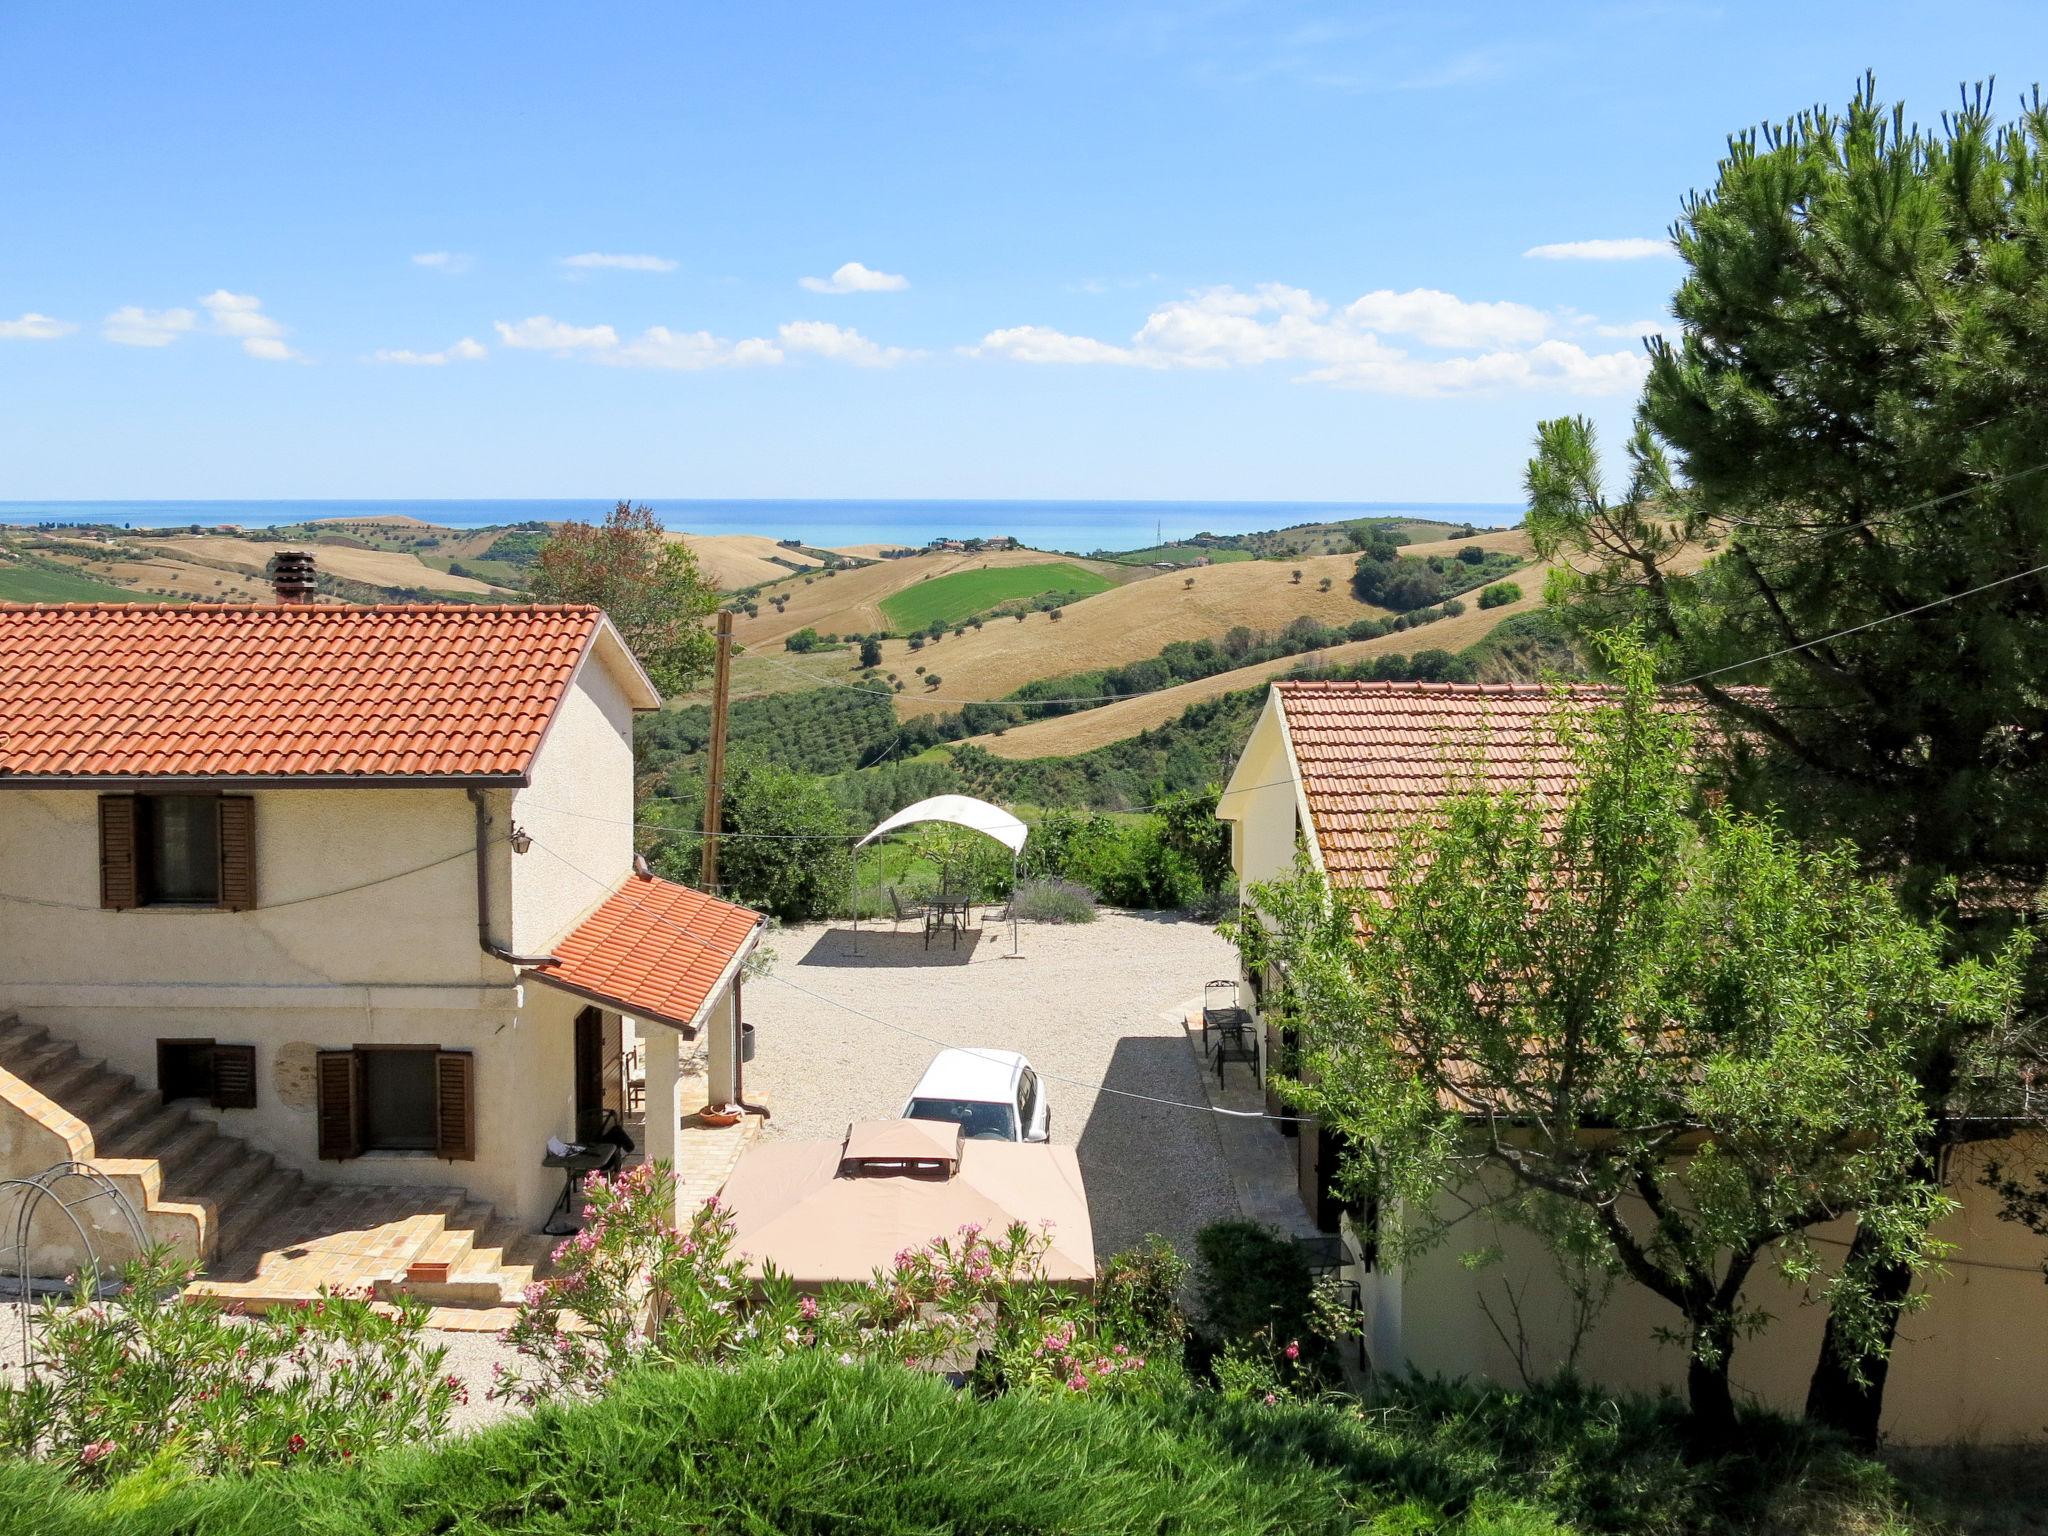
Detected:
[{"left": 721, "top": 1120, "right": 1095, "bottom": 1292}]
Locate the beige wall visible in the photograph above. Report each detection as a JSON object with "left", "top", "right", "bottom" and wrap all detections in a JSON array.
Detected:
[
  {"left": 1369, "top": 1145, "right": 2048, "bottom": 1445},
  {"left": 512, "top": 652, "right": 639, "bottom": 954},
  {"left": 0, "top": 652, "right": 646, "bottom": 1230},
  {"left": 1216, "top": 692, "right": 1313, "bottom": 891}
]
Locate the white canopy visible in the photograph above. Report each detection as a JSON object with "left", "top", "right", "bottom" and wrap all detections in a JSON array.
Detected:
[{"left": 855, "top": 794, "right": 1028, "bottom": 855}]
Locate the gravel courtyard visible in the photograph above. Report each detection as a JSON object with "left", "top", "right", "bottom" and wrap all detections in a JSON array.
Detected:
[{"left": 745, "top": 909, "right": 1245, "bottom": 1260}]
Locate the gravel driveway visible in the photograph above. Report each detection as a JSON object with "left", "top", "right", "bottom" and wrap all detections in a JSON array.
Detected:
[{"left": 746, "top": 909, "right": 1243, "bottom": 1261}]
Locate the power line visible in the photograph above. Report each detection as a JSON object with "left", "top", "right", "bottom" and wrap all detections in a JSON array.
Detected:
[
  {"left": 0, "top": 839, "right": 493, "bottom": 914},
  {"left": 524, "top": 832, "right": 1315, "bottom": 1125},
  {"left": 1675, "top": 558, "right": 2048, "bottom": 685}
]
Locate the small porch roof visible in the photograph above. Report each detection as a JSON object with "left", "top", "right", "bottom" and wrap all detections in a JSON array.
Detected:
[{"left": 534, "top": 874, "right": 763, "bottom": 1035}]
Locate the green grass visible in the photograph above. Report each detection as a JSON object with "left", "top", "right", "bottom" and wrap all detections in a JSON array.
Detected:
[
  {"left": 879, "top": 561, "right": 1115, "bottom": 631},
  {"left": 0, "top": 565, "right": 151, "bottom": 603},
  {"left": 0, "top": 1357, "right": 1918, "bottom": 1536},
  {"left": 1103, "top": 545, "right": 1256, "bottom": 566},
  {"left": 417, "top": 554, "right": 526, "bottom": 588}
]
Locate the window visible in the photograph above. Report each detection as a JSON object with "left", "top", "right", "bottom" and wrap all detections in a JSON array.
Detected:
[
  {"left": 361, "top": 1048, "right": 439, "bottom": 1151},
  {"left": 157, "top": 1038, "right": 258, "bottom": 1109},
  {"left": 316, "top": 1047, "right": 473, "bottom": 1161},
  {"left": 142, "top": 795, "right": 220, "bottom": 904},
  {"left": 1016, "top": 1068, "right": 1040, "bottom": 1131},
  {"left": 98, "top": 794, "right": 256, "bottom": 911}
]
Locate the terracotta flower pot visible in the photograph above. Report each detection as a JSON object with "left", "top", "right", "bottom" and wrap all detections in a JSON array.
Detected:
[
  {"left": 407, "top": 1261, "right": 451, "bottom": 1285},
  {"left": 698, "top": 1104, "right": 744, "bottom": 1128}
]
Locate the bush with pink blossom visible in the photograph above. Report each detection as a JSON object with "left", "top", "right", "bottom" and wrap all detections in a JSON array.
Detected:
[{"left": 0, "top": 1249, "right": 458, "bottom": 1484}]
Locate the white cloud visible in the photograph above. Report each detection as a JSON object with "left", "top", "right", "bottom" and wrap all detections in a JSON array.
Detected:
[
  {"left": 1523, "top": 238, "right": 1671, "bottom": 261},
  {"left": 0, "top": 312, "right": 75, "bottom": 340},
  {"left": 777, "top": 320, "right": 914, "bottom": 367},
  {"left": 967, "top": 325, "right": 1161, "bottom": 367},
  {"left": 412, "top": 251, "right": 474, "bottom": 274},
  {"left": 605, "top": 327, "right": 782, "bottom": 370},
  {"left": 102, "top": 306, "right": 198, "bottom": 347},
  {"left": 1343, "top": 288, "right": 1548, "bottom": 347},
  {"left": 494, "top": 315, "right": 621, "bottom": 353},
  {"left": 199, "top": 290, "right": 300, "bottom": 360},
  {"left": 798, "top": 261, "right": 909, "bottom": 294},
  {"left": 494, "top": 313, "right": 913, "bottom": 370},
  {"left": 373, "top": 336, "right": 488, "bottom": 366},
  {"left": 560, "top": 252, "right": 678, "bottom": 273},
  {"left": 971, "top": 281, "right": 1647, "bottom": 397}
]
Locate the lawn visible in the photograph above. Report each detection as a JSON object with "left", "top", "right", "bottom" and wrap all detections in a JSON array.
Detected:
[
  {"left": 879, "top": 561, "right": 1114, "bottom": 631},
  {"left": 0, "top": 565, "right": 151, "bottom": 603},
  {"left": 1102, "top": 545, "right": 1256, "bottom": 566}
]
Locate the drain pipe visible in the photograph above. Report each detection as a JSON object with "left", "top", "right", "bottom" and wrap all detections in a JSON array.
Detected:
[{"left": 468, "top": 788, "right": 560, "bottom": 968}]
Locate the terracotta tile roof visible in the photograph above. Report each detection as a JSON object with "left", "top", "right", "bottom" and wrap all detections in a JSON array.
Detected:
[
  {"left": 1276, "top": 681, "right": 1626, "bottom": 894},
  {"left": 0, "top": 603, "right": 612, "bottom": 783},
  {"left": 538, "top": 875, "right": 763, "bottom": 1033}
]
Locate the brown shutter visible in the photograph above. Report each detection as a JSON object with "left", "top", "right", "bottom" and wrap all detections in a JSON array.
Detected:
[
  {"left": 217, "top": 796, "right": 256, "bottom": 911},
  {"left": 209, "top": 1043, "right": 258, "bottom": 1110},
  {"left": 99, "top": 795, "right": 139, "bottom": 910},
  {"left": 316, "top": 1050, "right": 361, "bottom": 1160},
  {"left": 434, "top": 1051, "right": 475, "bottom": 1161}
]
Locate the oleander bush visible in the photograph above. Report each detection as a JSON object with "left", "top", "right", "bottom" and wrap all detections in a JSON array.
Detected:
[{"left": 0, "top": 1252, "right": 459, "bottom": 1485}]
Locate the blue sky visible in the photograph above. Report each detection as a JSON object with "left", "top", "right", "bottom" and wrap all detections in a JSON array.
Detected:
[{"left": 3, "top": 2, "right": 2042, "bottom": 503}]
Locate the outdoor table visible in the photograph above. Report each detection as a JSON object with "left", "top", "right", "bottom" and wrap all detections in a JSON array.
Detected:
[{"left": 925, "top": 894, "right": 973, "bottom": 949}]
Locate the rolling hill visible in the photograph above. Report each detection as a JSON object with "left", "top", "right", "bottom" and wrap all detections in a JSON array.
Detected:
[
  {"left": 728, "top": 547, "right": 1135, "bottom": 650},
  {"left": 882, "top": 528, "right": 1534, "bottom": 720},
  {"left": 671, "top": 533, "right": 829, "bottom": 590}
]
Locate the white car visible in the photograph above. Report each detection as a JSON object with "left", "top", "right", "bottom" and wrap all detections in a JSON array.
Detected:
[{"left": 901, "top": 1048, "right": 1050, "bottom": 1142}]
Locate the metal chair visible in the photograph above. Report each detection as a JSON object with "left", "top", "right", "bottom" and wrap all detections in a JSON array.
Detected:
[
  {"left": 1210, "top": 1024, "right": 1259, "bottom": 1086},
  {"left": 1202, "top": 979, "right": 1254, "bottom": 1052},
  {"left": 887, "top": 887, "right": 926, "bottom": 931}
]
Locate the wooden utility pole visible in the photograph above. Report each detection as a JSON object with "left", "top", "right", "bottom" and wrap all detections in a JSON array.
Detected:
[{"left": 699, "top": 610, "right": 734, "bottom": 893}]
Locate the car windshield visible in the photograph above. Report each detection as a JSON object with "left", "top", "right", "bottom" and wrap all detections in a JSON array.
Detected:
[{"left": 905, "top": 1099, "right": 1016, "bottom": 1140}]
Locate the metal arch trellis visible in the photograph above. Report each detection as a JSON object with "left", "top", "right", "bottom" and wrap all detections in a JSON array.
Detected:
[{"left": 0, "top": 1161, "right": 150, "bottom": 1361}]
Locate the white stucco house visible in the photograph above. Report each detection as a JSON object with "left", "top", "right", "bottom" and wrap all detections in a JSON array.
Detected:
[
  {"left": 0, "top": 586, "right": 763, "bottom": 1271},
  {"left": 1217, "top": 678, "right": 2048, "bottom": 1445}
]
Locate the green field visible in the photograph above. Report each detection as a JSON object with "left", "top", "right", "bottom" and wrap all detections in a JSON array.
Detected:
[
  {"left": 1103, "top": 545, "right": 1256, "bottom": 566},
  {"left": 879, "top": 562, "right": 1114, "bottom": 631},
  {"left": 0, "top": 565, "right": 150, "bottom": 603}
]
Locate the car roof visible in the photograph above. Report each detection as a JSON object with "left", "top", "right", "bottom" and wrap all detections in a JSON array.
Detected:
[{"left": 907, "top": 1047, "right": 1028, "bottom": 1103}]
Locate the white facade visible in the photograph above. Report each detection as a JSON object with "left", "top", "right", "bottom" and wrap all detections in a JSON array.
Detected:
[{"left": 0, "top": 640, "right": 660, "bottom": 1229}]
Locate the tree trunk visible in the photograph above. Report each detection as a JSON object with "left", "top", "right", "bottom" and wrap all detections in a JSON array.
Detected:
[
  {"left": 1686, "top": 1321, "right": 1740, "bottom": 1450},
  {"left": 1804, "top": 1219, "right": 1914, "bottom": 1448}
]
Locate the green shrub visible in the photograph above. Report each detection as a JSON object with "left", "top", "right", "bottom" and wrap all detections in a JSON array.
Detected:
[
  {"left": 1009, "top": 878, "right": 1098, "bottom": 923},
  {"left": 783, "top": 626, "right": 827, "bottom": 652},
  {"left": 1478, "top": 581, "right": 1522, "bottom": 609},
  {"left": 0, "top": 1251, "right": 457, "bottom": 1485},
  {"left": 1192, "top": 1221, "right": 1317, "bottom": 1351}
]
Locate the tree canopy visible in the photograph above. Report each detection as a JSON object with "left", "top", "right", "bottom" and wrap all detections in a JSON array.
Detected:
[
  {"left": 1526, "top": 79, "right": 2048, "bottom": 923},
  {"left": 529, "top": 501, "right": 720, "bottom": 695},
  {"left": 1241, "top": 641, "right": 2025, "bottom": 1444}
]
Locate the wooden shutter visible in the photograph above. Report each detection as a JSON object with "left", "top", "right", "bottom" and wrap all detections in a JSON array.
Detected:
[
  {"left": 217, "top": 796, "right": 256, "bottom": 911},
  {"left": 315, "top": 1050, "right": 361, "bottom": 1160},
  {"left": 434, "top": 1051, "right": 475, "bottom": 1161},
  {"left": 98, "top": 795, "right": 139, "bottom": 910},
  {"left": 209, "top": 1043, "right": 258, "bottom": 1110}
]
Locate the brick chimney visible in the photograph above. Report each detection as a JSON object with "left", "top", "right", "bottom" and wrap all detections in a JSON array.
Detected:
[{"left": 272, "top": 550, "right": 317, "bottom": 605}]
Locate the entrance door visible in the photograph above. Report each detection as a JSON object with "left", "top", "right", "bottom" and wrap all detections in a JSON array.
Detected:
[{"left": 574, "top": 1007, "right": 624, "bottom": 1141}]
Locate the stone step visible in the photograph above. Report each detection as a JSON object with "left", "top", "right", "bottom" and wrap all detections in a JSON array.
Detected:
[
  {"left": 92, "top": 1090, "right": 180, "bottom": 1151},
  {"left": 0, "top": 1016, "right": 47, "bottom": 1055},
  {"left": 161, "top": 1134, "right": 245, "bottom": 1200},
  {"left": 211, "top": 1168, "right": 305, "bottom": 1260},
  {"left": 20, "top": 1043, "right": 88, "bottom": 1092}
]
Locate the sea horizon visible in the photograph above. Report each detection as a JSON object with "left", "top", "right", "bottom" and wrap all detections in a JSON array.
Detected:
[{"left": 0, "top": 497, "right": 1525, "bottom": 553}]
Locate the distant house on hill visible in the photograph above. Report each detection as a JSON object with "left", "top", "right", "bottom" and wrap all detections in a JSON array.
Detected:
[
  {"left": 0, "top": 565, "right": 763, "bottom": 1276},
  {"left": 1216, "top": 678, "right": 2048, "bottom": 1445}
]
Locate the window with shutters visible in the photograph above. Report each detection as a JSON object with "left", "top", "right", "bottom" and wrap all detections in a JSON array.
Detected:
[
  {"left": 317, "top": 1046, "right": 473, "bottom": 1161},
  {"left": 99, "top": 794, "right": 256, "bottom": 910},
  {"left": 156, "top": 1038, "right": 260, "bottom": 1109}
]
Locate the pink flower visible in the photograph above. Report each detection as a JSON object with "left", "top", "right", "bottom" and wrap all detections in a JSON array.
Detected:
[
  {"left": 1262, "top": 1392, "right": 1277, "bottom": 1406},
  {"left": 1284, "top": 1340, "right": 1300, "bottom": 1361},
  {"left": 288, "top": 1433, "right": 306, "bottom": 1454},
  {"left": 78, "top": 1440, "right": 114, "bottom": 1467},
  {"left": 1066, "top": 1372, "right": 1088, "bottom": 1391},
  {"left": 799, "top": 1295, "right": 819, "bottom": 1320}
]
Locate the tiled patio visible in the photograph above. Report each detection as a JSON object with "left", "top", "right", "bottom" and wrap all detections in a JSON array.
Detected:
[{"left": 184, "top": 1109, "right": 765, "bottom": 1331}]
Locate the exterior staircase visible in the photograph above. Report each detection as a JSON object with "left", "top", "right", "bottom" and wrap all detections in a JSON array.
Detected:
[
  {"left": 0, "top": 1013, "right": 302, "bottom": 1264},
  {"left": 0, "top": 1017, "right": 549, "bottom": 1321}
]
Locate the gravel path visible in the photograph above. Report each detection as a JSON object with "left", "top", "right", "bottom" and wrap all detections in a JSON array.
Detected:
[{"left": 747, "top": 909, "right": 1244, "bottom": 1260}]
